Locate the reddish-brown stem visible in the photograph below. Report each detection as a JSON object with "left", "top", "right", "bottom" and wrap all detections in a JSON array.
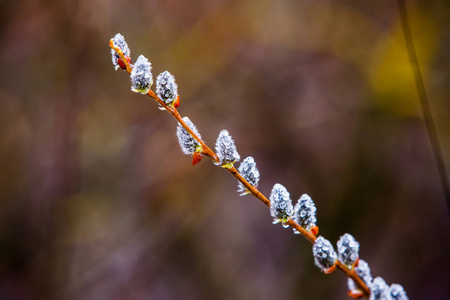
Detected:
[
  {"left": 110, "top": 41, "right": 370, "bottom": 298},
  {"left": 336, "top": 261, "right": 370, "bottom": 296},
  {"left": 110, "top": 40, "right": 219, "bottom": 162},
  {"left": 110, "top": 40, "right": 133, "bottom": 73},
  {"left": 226, "top": 166, "right": 270, "bottom": 206},
  {"left": 146, "top": 90, "right": 219, "bottom": 162}
]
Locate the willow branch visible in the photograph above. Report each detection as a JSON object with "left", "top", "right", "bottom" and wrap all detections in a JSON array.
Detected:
[{"left": 110, "top": 40, "right": 370, "bottom": 298}]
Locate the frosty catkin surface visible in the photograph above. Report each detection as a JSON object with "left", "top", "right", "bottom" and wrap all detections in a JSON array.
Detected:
[
  {"left": 130, "top": 55, "right": 153, "bottom": 94},
  {"left": 337, "top": 233, "right": 360, "bottom": 267},
  {"left": 156, "top": 71, "right": 178, "bottom": 106},
  {"left": 215, "top": 129, "right": 240, "bottom": 168},
  {"left": 293, "top": 194, "right": 317, "bottom": 232},
  {"left": 176, "top": 117, "right": 202, "bottom": 155},
  {"left": 269, "top": 183, "right": 294, "bottom": 227},
  {"left": 111, "top": 33, "right": 130, "bottom": 70},
  {"left": 237, "top": 156, "right": 260, "bottom": 195},
  {"left": 313, "top": 236, "right": 337, "bottom": 271}
]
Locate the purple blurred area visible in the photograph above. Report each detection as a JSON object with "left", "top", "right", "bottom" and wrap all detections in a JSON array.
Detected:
[{"left": 1, "top": 0, "right": 450, "bottom": 299}]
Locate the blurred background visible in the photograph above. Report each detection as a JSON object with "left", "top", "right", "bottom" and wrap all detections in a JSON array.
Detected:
[{"left": 0, "top": 0, "right": 449, "bottom": 299}]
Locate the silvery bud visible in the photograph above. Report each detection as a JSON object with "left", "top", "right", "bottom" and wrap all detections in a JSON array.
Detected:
[
  {"left": 111, "top": 33, "right": 130, "bottom": 70},
  {"left": 293, "top": 194, "right": 317, "bottom": 233},
  {"left": 237, "top": 156, "right": 260, "bottom": 195},
  {"left": 156, "top": 71, "right": 178, "bottom": 106},
  {"left": 369, "top": 277, "right": 391, "bottom": 300},
  {"left": 389, "top": 284, "right": 408, "bottom": 300},
  {"left": 337, "top": 233, "right": 360, "bottom": 267},
  {"left": 176, "top": 117, "right": 202, "bottom": 155},
  {"left": 215, "top": 130, "right": 240, "bottom": 168},
  {"left": 130, "top": 55, "right": 153, "bottom": 94},
  {"left": 269, "top": 183, "right": 294, "bottom": 227},
  {"left": 312, "top": 236, "right": 337, "bottom": 271},
  {"left": 347, "top": 259, "right": 373, "bottom": 292}
]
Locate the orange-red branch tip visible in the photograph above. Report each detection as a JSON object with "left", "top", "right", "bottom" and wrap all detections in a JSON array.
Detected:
[
  {"left": 311, "top": 225, "right": 319, "bottom": 236},
  {"left": 192, "top": 152, "right": 203, "bottom": 165},
  {"left": 348, "top": 290, "right": 365, "bottom": 299},
  {"left": 323, "top": 265, "right": 336, "bottom": 274},
  {"left": 174, "top": 95, "right": 180, "bottom": 108},
  {"left": 118, "top": 55, "right": 131, "bottom": 71}
]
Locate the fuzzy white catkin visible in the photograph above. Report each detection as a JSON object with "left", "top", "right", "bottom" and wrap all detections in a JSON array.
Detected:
[
  {"left": 293, "top": 194, "right": 317, "bottom": 233},
  {"left": 337, "top": 233, "right": 360, "bottom": 267},
  {"left": 389, "top": 284, "right": 408, "bottom": 300},
  {"left": 369, "top": 277, "right": 391, "bottom": 300},
  {"left": 215, "top": 130, "right": 240, "bottom": 167},
  {"left": 355, "top": 260, "right": 372, "bottom": 283},
  {"left": 237, "top": 156, "right": 260, "bottom": 195},
  {"left": 156, "top": 71, "right": 178, "bottom": 105},
  {"left": 347, "top": 259, "right": 373, "bottom": 292},
  {"left": 176, "top": 117, "right": 202, "bottom": 155},
  {"left": 111, "top": 33, "right": 130, "bottom": 70},
  {"left": 130, "top": 55, "right": 153, "bottom": 94},
  {"left": 312, "top": 236, "right": 337, "bottom": 270},
  {"left": 269, "top": 183, "right": 294, "bottom": 227}
]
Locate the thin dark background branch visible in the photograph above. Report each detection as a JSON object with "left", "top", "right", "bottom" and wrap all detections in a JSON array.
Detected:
[{"left": 397, "top": 0, "right": 450, "bottom": 216}]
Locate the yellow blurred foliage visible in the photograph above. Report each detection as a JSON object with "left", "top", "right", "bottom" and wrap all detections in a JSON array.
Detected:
[{"left": 369, "top": 5, "right": 440, "bottom": 116}]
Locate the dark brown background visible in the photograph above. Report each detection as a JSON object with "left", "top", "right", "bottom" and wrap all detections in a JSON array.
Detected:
[{"left": 1, "top": 0, "right": 449, "bottom": 299}]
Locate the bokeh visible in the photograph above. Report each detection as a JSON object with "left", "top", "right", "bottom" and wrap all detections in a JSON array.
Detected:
[{"left": 1, "top": 0, "right": 449, "bottom": 299}]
